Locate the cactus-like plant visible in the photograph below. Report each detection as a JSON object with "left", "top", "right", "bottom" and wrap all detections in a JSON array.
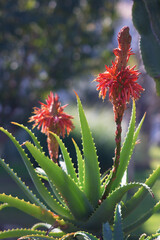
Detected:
[
  {"left": 57, "top": 205, "right": 160, "bottom": 240},
  {"left": 0, "top": 26, "right": 160, "bottom": 240},
  {"left": 0, "top": 95, "right": 160, "bottom": 239}
]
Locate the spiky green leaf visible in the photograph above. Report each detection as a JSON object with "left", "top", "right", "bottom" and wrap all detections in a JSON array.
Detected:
[
  {"left": 49, "top": 133, "right": 78, "bottom": 183},
  {"left": 72, "top": 138, "right": 85, "bottom": 188},
  {"left": 12, "top": 122, "right": 43, "bottom": 152},
  {"left": 31, "top": 222, "right": 52, "bottom": 230},
  {"left": 0, "top": 127, "right": 72, "bottom": 219},
  {"left": 76, "top": 93, "right": 100, "bottom": 207},
  {"left": 0, "top": 228, "right": 64, "bottom": 240},
  {"left": 18, "top": 235, "right": 55, "bottom": 239},
  {"left": 74, "top": 231, "right": 98, "bottom": 240},
  {"left": 84, "top": 182, "right": 152, "bottom": 231},
  {"left": 25, "top": 142, "right": 93, "bottom": 221},
  {"left": 36, "top": 167, "right": 48, "bottom": 181},
  {"left": 100, "top": 170, "right": 113, "bottom": 199},
  {"left": 0, "top": 158, "right": 45, "bottom": 208},
  {"left": 113, "top": 204, "right": 124, "bottom": 240},
  {"left": 36, "top": 167, "right": 68, "bottom": 207},
  {"left": 60, "top": 231, "right": 98, "bottom": 240},
  {"left": 122, "top": 166, "right": 160, "bottom": 218},
  {"left": 0, "top": 194, "right": 56, "bottom": 224},
  {"left": 124, "top": 201, "right": 160, "bottom": 235},
  {"left": 146, "top": 233, "right": 160, "bottom": 240},
  {"left": 103, "top": 222, "right": 112, "bottom": 240}
]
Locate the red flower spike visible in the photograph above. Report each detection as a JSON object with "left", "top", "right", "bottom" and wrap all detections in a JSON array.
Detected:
[
  {"left": 96, "top": 27, "right": 144, "bottom": 199},
  {"left": 94, "top": 26, "right": 144, "bottom": 118},
  {"left": 29, "top": 92, "right": 74, "bottom": 162}
]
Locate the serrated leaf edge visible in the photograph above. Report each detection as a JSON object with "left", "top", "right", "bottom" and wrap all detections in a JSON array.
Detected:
[
  {"left": 0, "top": 158, "right": 46, "bottom": 209},
  {"left": 0, "top": 127, "right": 72, "bottom": 219}
]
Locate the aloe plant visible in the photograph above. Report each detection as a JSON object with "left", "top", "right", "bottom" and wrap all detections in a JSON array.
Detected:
[
  {"left": 0, "top": 94, "right": 160, "bottom": 239},
  {"left": 9, "top": 204, "right": 159, "bottom": 240},
  {"left": 58, "top": 205, "right": 160, "bottom": 240},
  {"left": 0, "top": 26, "right": 160, "bottom": 239}
]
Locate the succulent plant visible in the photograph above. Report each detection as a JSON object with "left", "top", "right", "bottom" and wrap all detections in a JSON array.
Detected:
[
  {"left": 0, "top": 26, "right": 160, "bottom": 239},
  {"left": 0, "top": 94, "right": 160, "bottom": 239}
]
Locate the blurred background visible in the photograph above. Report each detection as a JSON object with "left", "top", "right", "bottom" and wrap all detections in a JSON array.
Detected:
[{"left": 0, "top": 0, "right": 160, "bottom": 239}]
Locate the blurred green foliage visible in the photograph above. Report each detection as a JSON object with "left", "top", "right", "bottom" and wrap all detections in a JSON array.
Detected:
[
  {"left": 132, "top": 0, "right": 160, "bottom": 95},
  {"left": 0, "top": 0, "right": 117, "bottom": 125}
]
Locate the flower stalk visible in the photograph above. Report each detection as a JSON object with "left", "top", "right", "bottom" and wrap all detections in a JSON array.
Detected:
[
  {"left": 114, "top": 114, "right": 122, "bottom": 173},
  {"left": 94, "top": 26, "right": 144, "bottom": 199}
]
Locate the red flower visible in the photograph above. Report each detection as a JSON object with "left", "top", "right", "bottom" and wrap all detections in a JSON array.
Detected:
[
  {"left": 29, "top": 92, "right": 74, "bottom": 137},
  {"left": 96, "top": 65, "right": 143, "bottom": 105},
  {"left": 29, "top": 92, "right": 74, "bottom": 162},
  {"left": 94, "top": 27, "right": 144, "bottom": 112}
]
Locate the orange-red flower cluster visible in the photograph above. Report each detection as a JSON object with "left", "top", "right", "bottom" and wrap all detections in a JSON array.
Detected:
[
  {"left": 94, "top": 27, "right": 144, "bottom": 111},
  {"left": 29, "top": 92, "right": 74, "bottom": 137},
  {"left": 29, "top": 92, "right": 74, "bottom": 162}
]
